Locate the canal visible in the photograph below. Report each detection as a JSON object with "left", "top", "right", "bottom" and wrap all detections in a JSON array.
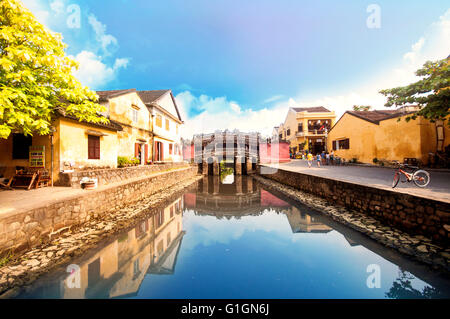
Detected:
[{"left": 14, "top": 176, "right": 450, "bottom": 299}]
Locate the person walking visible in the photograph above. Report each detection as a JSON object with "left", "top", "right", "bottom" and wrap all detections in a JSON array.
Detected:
[
  {"left": 316, "top": 153, "right": 321, "bottom": 168},
  {"left": 307, "top": 152, "right": 313, "bottom": 168},
  {"left": 326, "top": 152, "right": 330, "bottom": 165},
  {"left": 330, "top": 150, "right": 334, "bottom": 165}
]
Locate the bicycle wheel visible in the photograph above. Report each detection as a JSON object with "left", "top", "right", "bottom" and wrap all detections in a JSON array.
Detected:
[
  {"left": 413, "top": 170, "right": 430, "bottom": 187},
  {"left": 392, "top": 172, "right": 400, "bottom": 188}
]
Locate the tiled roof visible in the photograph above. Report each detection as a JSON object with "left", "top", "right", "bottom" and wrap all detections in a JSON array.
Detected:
[
  {"left": 137, "top": 90, "right": 170, "bottom": 104},
  {"left": 346, "top": 110, "right": 411, "bottom": 124},
  {"left": 96, "top": 89, "right": 136, "bottom": 102},
  {"left": 292, "top": 106, "right": 331, "bottom": 113},
  {"left": 137, "top": 90, "right": 183, "bottom": 122},
  {"left": 55, "top": 108, "right": 123, "bottom": 131}
]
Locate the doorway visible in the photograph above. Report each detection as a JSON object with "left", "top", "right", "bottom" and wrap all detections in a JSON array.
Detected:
[{"left": 155, "top": 141, "right": 164, "bottom": 162}]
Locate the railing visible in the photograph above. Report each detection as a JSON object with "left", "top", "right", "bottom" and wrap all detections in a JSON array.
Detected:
[
  {"left": 307, "top": 129, "right": 328, "bottom": 135},
  {"left": 295, "top": 131, "right": 305, "bottom": 137}
]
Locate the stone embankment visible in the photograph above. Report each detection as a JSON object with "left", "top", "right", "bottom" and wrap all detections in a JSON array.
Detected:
[
  {"left": 0, "top": 174, "right": 202, "bottom": 298},
  {"left": 258, "top": 166, "right": 450, "bottom": 244},
  {"left": 57, "top": 162, "right": 188, "bottom": 188},
  {"left": 0, "top": 165, "right": 197, "bottom": 257},
  {"left": 253, "top": 175, "right": 450, "bottom": 273}
]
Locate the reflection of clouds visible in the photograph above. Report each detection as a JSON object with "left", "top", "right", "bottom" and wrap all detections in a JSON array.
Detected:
[{"left": 182, "top": 209, "right": 292, "bottom": 250}]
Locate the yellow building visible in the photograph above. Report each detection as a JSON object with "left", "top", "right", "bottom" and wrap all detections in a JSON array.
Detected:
[
  {"left": 327, "top": 108, "right": 450, "bottom": 165},
  {"left": 277, "top": 107, "right": 336, "bottom": 154},
  {"left": 97, "top": 89, "right": 184, "bottom": 163},
  {"left": 138, "top": 90, "right": 184, "bottom": 162},
  {"left": 0, "top": 110, "right": 122, "bottom": 184},
  {"left": 97, "top": 89, "right": 153, "bottom": 164}
]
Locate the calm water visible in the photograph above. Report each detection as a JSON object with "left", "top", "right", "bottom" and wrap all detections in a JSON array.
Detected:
[{"left": 16, "top": 176, "right": 450, "bottom": 299}]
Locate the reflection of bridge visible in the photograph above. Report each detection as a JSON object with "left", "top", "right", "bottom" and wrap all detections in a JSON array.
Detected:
[
  {"left": 193, "top": 131, "right": 260, "bottom": 175},
  {"left": 184, "top": 176, "right": 333, "bottom": 235}
]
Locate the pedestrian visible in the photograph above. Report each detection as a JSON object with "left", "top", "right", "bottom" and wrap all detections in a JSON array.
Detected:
[
  {"left": 330, "top": 150, "right": 334, "bottom": 165},
  {"left": 326, "top": 152, "right": 330, "bottom": 165},
  {"left": 316, "top": 153, "right": 321, "bottom": 167},
  {"left": 307, "top": 152, "right": 313, "bottom": 168}
]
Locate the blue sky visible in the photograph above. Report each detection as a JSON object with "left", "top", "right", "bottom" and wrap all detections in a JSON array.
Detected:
[{"left": 22, "top": 0, "right": 450, "bottom": 137}]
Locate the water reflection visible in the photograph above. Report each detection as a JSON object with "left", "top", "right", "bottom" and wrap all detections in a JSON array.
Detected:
[
  {"left": 20, "top": 197, "right": 185, "bottom": 299},
  {"left": 16, "top": 176, "right": 450, "bottom": 299}
]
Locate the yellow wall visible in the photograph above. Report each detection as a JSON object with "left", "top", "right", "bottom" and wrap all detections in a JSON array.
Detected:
[
  {"left": 58, "top": 118, "right": 119, "bottom": 170},
  {"left": 327, "top": 113, "right": 448, "bottom": 165},
  {"left": 0, "top": 117, "right": 119, "bottom": 183},
  {"left": 0, "top": 126, "right": 58, "bottom": 180},
  {"left": 107, "top": 92, "right": 153, "bottom": 161}
]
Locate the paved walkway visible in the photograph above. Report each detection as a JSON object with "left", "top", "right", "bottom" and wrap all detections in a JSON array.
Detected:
[
  {"left": 0, "top": 167, "right": 191, "bottom": 218},
  {"left": 263, "top": 160, "right": 450, "bottom": 202}
]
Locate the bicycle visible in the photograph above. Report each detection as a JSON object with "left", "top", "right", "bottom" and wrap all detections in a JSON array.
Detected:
[{"left": 392, "top": 162, "right": 430, "bottom": 188}]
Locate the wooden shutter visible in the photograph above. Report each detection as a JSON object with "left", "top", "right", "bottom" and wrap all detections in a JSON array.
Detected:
[
  {"left": 135, "top": 143, "right": 139, "bottom": 157},
  {"left": 144, "top": 144, "right": 148, "bottom": 162},
  {"left": 88, "top": 136, "right": 100, "bottom": 159},
  {"left": 332, "top": 140, "right": 337, "bottom": 151}
]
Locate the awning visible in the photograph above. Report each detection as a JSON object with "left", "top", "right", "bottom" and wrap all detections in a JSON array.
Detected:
[{"left": 85, "top": 129, "right": 108, "bottom": 137}]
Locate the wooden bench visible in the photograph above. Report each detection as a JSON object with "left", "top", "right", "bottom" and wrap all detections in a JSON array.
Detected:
[{"left": 7, "top": 169, "right": 50, "bottom": 190}]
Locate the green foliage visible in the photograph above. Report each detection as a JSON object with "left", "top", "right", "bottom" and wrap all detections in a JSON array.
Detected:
[
  {"left": 117, "top": 156, "right": 140, "bottom": 167},
  {"left": 372, "top": 157, "right": 378, "bottom": 163},
  {"left": 386, "top": 270, "right": 443, "bottom": 299},
  {"left": 0, "top": 0, "right": 108, "bottom": 139},
  {"left": 353, "top": 105, "right": 371, "bottom": 111},
  {"left": 0, "top": 250, "right": 12, "bottom": 267},
  {"left": 117, "top": 156, "right": 128, "bottom": 168},
  {"left": 380, "top": 56, "right": 450, "bottom": 124}
]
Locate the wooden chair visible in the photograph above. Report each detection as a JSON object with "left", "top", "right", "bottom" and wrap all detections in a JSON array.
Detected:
[{"left": 34, "top": 170, "right": 50, "bottom": 188}]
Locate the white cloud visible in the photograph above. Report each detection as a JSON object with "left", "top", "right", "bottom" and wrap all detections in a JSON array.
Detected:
[
  {"left": 50, "top": 0, "right": 65, "bottom": 15},
  {"left": 88, "top": 14, "right": 119, "bottom": 56},
  {"left": 178, "top": 9, "right": 450, "bottom": 139},
  {"left": 72, "top": 51, "right": 129, "bottom": 89},
  {"left": 230, "top": 102, "right": 241, "bottom": 114},
  {"left": 263, "top": 95, "right": 284, "bottom": 104},
  {"left": 21, "top": 0, "right": 50, "bottom": 25},
  {"left": 271, "top": 8, "right": 450, "bottom": 121},
  {"left": 176, "top": 91, "right": 287, "bottom": 139}
]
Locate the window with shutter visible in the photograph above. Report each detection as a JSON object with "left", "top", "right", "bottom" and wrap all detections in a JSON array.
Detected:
[
  {"left": 88, "top": 135, "right": 100, "bottom": 159},
  {"left": 156, "top": 114, "right": 162, "bottom": 128}
]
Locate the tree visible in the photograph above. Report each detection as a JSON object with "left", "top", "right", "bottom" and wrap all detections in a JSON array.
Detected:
[
  {"left": 352, "top": 105, "right": 371, "bottom": 111},
  {"left": 380, "top": 56, "right": 450, "bottom": 124},
  {"left": 0, "top": 0, "right": 108, "bottom": 139},
  {"left": 385, "top": 270, "right": 443, "bottom": 299}
]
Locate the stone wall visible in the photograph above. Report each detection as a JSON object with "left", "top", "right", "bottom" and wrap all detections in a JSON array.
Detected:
[
  {"left": 57, "top": 162, "right": 188, "bottom": 188},
  {"left": 0, "top": 166, "right": 197, "bottom": 256},
  {"left": 258, "top": 166, "right": 450, "bottom": 244}
]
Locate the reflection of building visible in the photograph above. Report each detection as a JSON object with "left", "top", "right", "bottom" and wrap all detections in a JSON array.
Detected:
[
  {"left": 185, "top": 177, "right": 333, "bottom": 235},
  {"left": 284, "top": 206, "right": 332, "bottom": 233},
  {"left": 23, "top": 196, "right": 185, "bottom": 298},
  {"left": 184, "top": 176, "right": 291, "bottom": 219}
]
